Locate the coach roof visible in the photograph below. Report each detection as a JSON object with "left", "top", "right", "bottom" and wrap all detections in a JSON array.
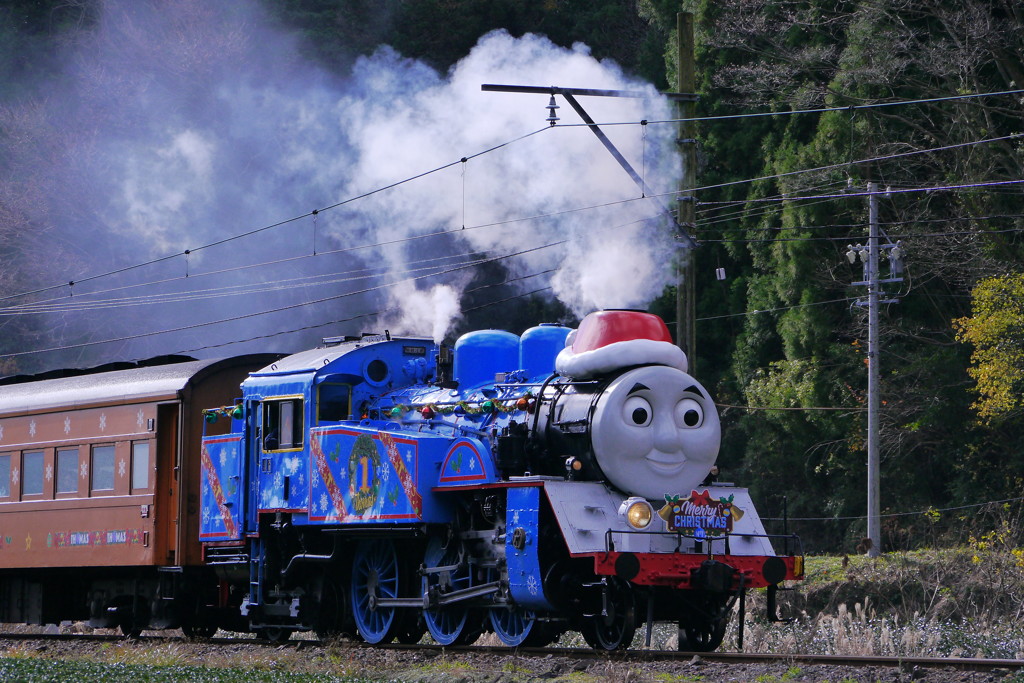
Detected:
[{"left": 0, "top": 357, "right": 243, "bottom": 416}]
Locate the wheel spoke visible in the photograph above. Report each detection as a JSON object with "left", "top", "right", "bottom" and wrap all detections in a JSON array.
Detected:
[
  {"left": 351, "top": 539, "right": 402, "bottom": 644},
  {"left": 423, "top": 536, "right": 477, "bottom": 646}
]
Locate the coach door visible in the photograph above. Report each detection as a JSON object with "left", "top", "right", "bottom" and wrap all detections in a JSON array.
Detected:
[{"left": 156, "top": 403, "right": 181, "bottom": 566}]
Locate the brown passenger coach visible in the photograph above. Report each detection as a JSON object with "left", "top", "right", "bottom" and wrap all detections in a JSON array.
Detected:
[{"left": 0, "top": 355, "right": 275, "bottom": 635}]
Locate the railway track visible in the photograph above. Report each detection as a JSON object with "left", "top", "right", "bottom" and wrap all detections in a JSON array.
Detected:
[{"left": 1, "top": 630, "right": 1021, "bottom": 675}]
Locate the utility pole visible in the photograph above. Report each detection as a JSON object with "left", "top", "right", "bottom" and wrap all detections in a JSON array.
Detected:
[
  {"left": 866, "top": 182, "right": 880, "bottom": 558},
  {"left": 846, "top": 182, "right": 905, "bottom": 558},
  {"left": 675, "top": 12, "right": 697, "bottom": 370}
]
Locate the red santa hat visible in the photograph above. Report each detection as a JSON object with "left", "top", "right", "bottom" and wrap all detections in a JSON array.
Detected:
[{"left": 554, "top": 310, "right": 688, "bottom": 379}]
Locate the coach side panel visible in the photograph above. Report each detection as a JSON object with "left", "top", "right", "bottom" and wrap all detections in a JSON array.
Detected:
[{"left": 0, "top": 402, "right": 162, "bottom": 569}]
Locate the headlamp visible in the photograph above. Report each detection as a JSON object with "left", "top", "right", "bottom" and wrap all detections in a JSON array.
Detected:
[{"left": 619, "top": 497, "right": 653, "bottom": 530}]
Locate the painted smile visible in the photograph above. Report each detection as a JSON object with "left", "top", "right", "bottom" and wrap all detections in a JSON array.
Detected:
[{"left": 645, "top": 453, "right": 686, "bottom": 475}]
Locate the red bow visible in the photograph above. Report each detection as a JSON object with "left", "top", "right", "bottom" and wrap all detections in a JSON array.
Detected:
[{"left": 688, "top": 489, "right": 713, "bottom": 506}]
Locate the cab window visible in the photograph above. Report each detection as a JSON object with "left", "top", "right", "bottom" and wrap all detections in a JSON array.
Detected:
[
  {"left": 318, "top": 384, "right": 351, "bottom": 422},
  {"left": 263, "top": 398, "right": 303, "bottom": 451}
]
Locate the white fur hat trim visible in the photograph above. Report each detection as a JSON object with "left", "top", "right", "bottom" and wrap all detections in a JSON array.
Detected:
[{"left": 555, "top": 338, "right": 688, "bottom": 379}]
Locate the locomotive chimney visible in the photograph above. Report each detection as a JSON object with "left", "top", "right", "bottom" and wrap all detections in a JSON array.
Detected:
[{"left": 434, "top": 344, "right": 457, "bottom": 388}]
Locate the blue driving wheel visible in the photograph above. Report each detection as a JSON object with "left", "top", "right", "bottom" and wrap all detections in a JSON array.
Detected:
[
  {"left": 489, "top": 606, "right": 537, "bottom": 647},
  {"left": 422, "top": 536, "right": 475, "bottom": 645},
  {"left": 351, "top": 539, "right": 402, "bottom": 644}
]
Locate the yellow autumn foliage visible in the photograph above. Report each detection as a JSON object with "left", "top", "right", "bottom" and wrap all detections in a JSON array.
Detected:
[{"left": 953, "top": 274, "right": 1024, "bottom": 421}]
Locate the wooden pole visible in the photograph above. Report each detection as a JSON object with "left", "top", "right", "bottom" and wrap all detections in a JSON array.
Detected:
[{"left": 676, "top": 12, "right": 697, "bottom": 369}]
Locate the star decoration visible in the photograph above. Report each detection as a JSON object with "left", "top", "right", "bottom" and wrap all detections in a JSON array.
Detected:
[
  {"left": 118, "top": 459, "right": 127, "bottom": 478},
  {"left": 29, "top": 420, "right": 36, "bottom": 437},
  {"left": 25, "top": 534, "right": 31, "bottom": 550},
  {"left": 80, "top": 462, "right": 89, "bottom": 479},
  {"left": 64, "top": 417, "right": 71, "bottom": 435},
  {"left": 45, "top": 464, "right": 53, "bottom": 482},
  {"left": 12, "top": 468, "right": 19, "bottom": 485},
  {"left": 99, "top": 413, "right": 107, "bottom": 431}
]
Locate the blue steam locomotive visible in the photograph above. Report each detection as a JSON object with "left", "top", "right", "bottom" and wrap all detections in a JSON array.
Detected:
[{"left": 198, "top": 310, "right": 803, "bottom": 649}]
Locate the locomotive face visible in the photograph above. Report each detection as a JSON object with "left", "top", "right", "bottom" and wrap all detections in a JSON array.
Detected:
[{"left": 590, "top": 364, "right": 720, "bottom": 501}]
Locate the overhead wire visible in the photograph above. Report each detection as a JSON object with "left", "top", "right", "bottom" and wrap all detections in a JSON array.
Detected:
[
  {"left": 3, "top": 129, "right": 1017, "bottom": 313},
  {"left": 172, "top": 269, "right": 561, "bottom": 356},
  {"left": 1, "top": 250, "right": 503, "bottom": 316},
  {"left": 3, "top": 91, "right": 1021, "bottom": 360},
  {"left": 2, "top": 239, "right": 567, "bottom": 358},
  {"left": 5, "top": 97, "right": 1019, "bottom": 308},
  {"left": 553, "top": 88, "right": 1024, "bottom": 128}
]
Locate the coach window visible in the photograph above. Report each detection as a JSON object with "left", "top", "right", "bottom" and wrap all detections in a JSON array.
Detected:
[
  {"left": 56, "top": 447, "right": 79, "bottom": 495},
  {"left": 91, "top": 445, "right": 115, "bottom": 493},
  {"left": 0, "top": 454, "right": 10, "bottom": 499},
  {"left": 262, "top": 398, "right": 303, "bottom": 451},
  {"left": 318, "top": 384, "right": 351, "bottom": 423},
  {"left": 131, "top": 441, "right": 150, "bottom": 492},
  {"left": 22, "top": 450, "right": 44, "bottom": 497}
]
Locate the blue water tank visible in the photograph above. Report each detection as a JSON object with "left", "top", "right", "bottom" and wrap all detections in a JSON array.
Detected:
[
  {"left": 519, "top": 323, "right": 571, "bottom": 380},
  {"left": 454, "top": 330, "right": 520, "bottom": 389}
]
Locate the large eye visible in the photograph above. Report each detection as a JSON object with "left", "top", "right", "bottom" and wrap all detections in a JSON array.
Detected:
[
  {"left": 675, "top": 398, "right": 704, "bottom": 428},
  {"left": 623, "top": 396, "right": 653, "bottom": 427}
]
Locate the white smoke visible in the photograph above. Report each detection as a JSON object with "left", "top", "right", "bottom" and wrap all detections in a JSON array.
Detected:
[
  {"left": 381, "top": 283, "right": 463, "bottom": 344},
  {"left": 1, "top": 0, "right": 680, "bottom": 368}
]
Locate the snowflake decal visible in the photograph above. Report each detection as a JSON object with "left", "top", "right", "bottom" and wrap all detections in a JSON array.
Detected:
[
  {"left": 0, "top": 424, "right": 4, "bottom": 441},
  {"left": 118, "top": 459, "right": 127, "bottom": 478},
  {"left": 468, "top": 457, "right": 476, "bottom": 471},
  {"left": 381, "top": 466, "right": 390, "bottom": 483},
  {"left": 45, "top": 464, "right": 53, "bottom": 482},
  {"left": 28, "top": 420, "right": 36, "bottom": 437},
  {"left": 99, "top": 413, "right": 107, "bottom": 431},
  {"left": 512, "top": 510, "right": 521, "bottom": 525},
  {"left": 298, "top": 472, "right": 305, "bottom": 488},
  {"left": 137, "top": 409, "right": 145, "bottom": 428},
  {"left": 274, "top": 472, "right": 283, "bottom": 490},
  {"left": 64, "top": 417, "right": 71, "bottom": 435},
  {"left": 12, "top": 467, "right": 19, "bottom": 484},
  {"left": 527, "top": 574, "right": 539, "bottom": 596},
  {"left": 219, "top": 449, "right": 227, "bottom": 467},
  {"left": 80, "top": 462, "right": 89, "bottom": 479},
  {"left": 319, "top": 492, "right": 329, "bottom": 513},
  {"left": 202, "top": 507, "right": 210, "bottom": 525}
]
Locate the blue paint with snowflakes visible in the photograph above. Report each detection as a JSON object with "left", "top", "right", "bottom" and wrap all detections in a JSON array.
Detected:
[
  {"left": 303, "top": 425, "right": 457, "bottom": 525},
  {"left": 505, "top": 485, "right": 555, "bottom": 611},
  {"left": 199, "top": 434, "right": 244, "bottom": 541}
]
